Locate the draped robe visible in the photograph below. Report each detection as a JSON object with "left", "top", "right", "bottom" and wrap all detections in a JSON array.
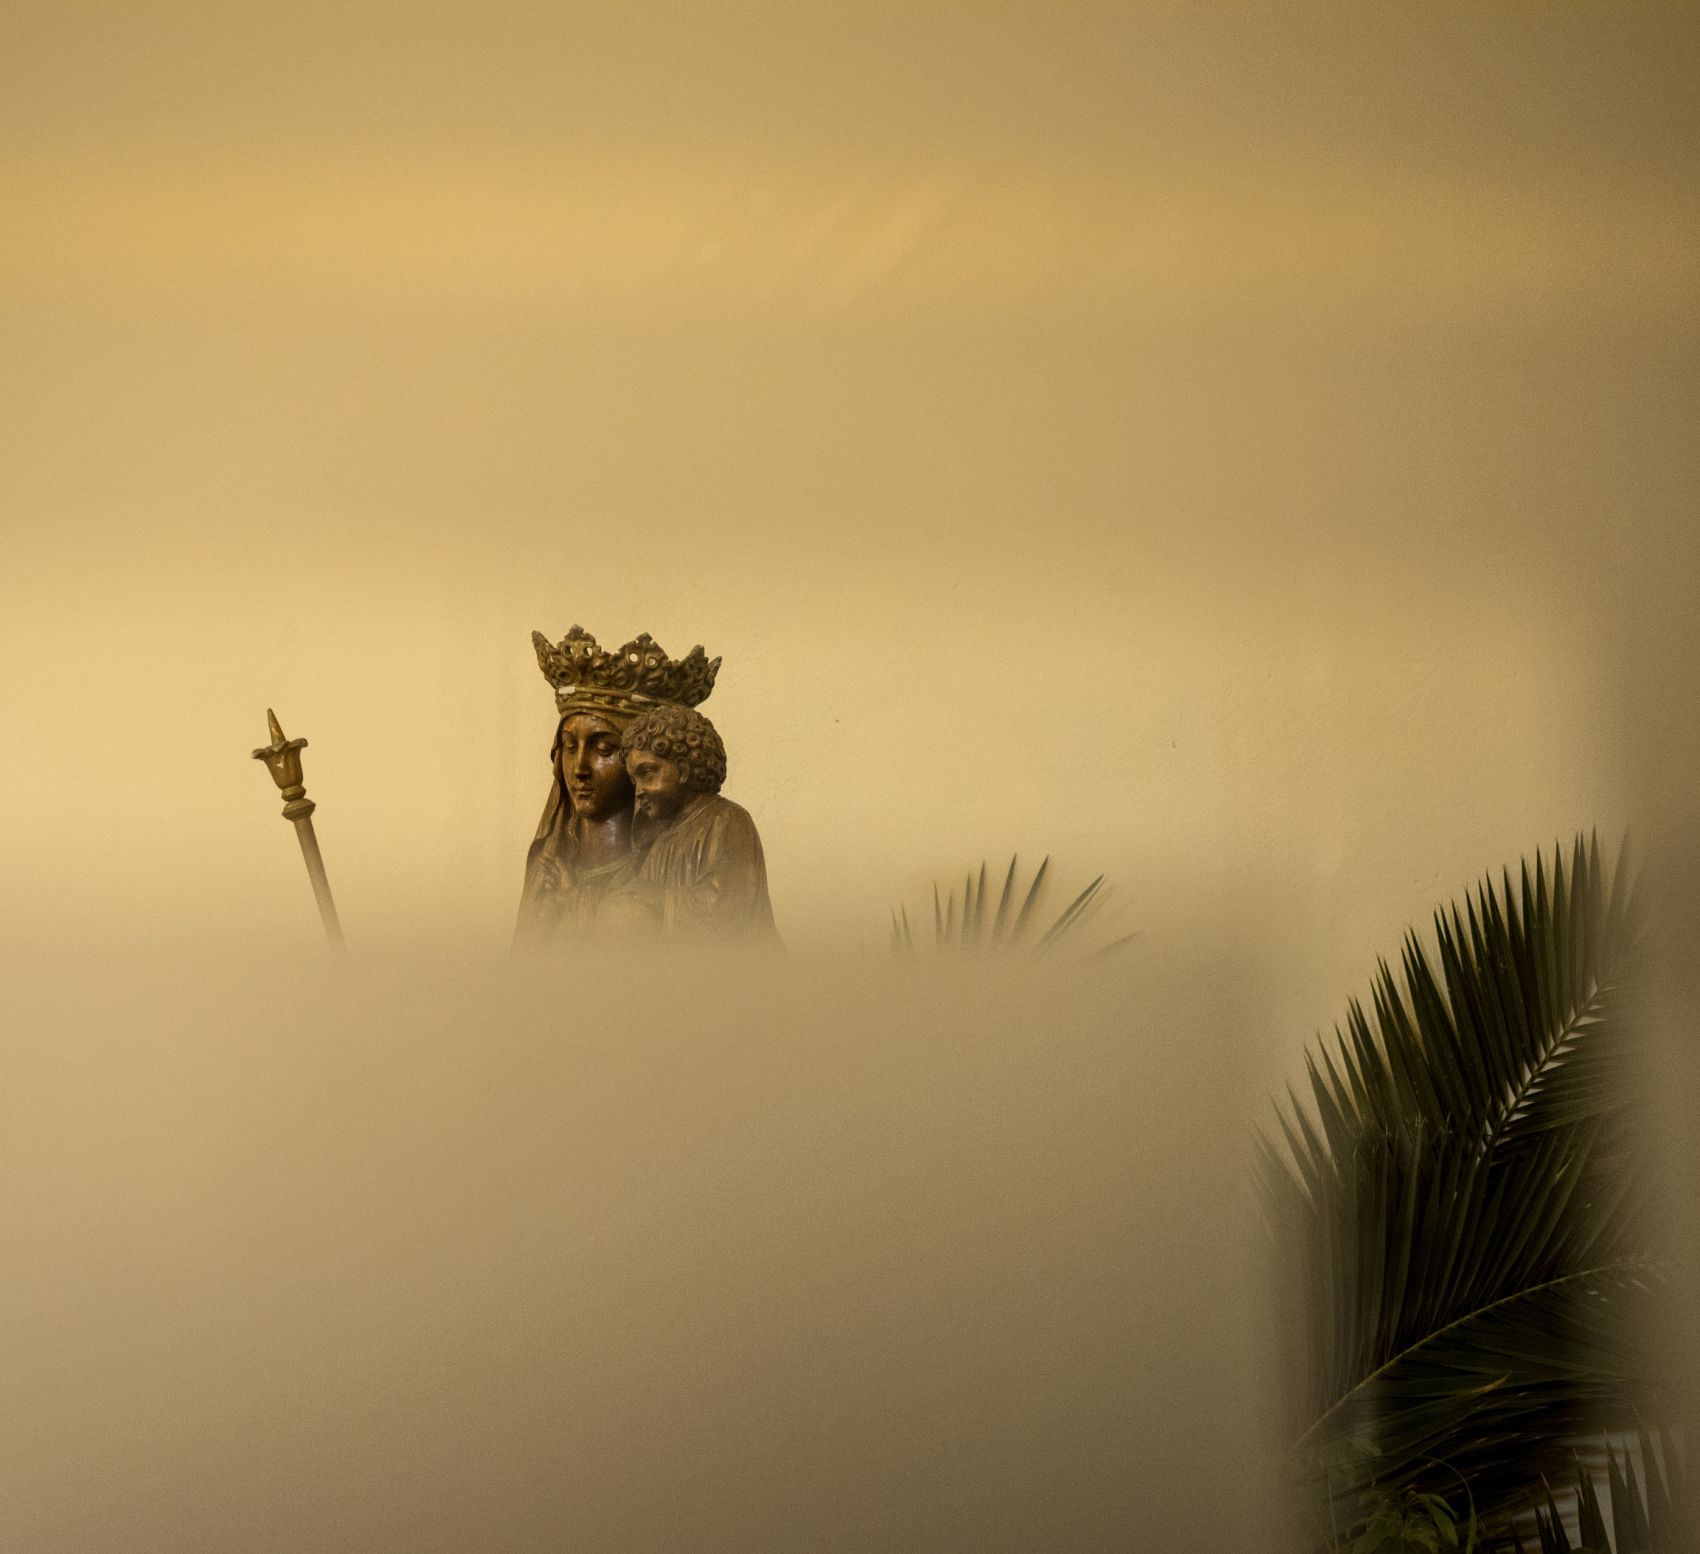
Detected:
[{"left": 631, "top": 792, "right": 780, "bottom": 946}]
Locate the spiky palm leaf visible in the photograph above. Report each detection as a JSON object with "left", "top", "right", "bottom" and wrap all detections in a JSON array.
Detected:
[
  {"left": 889, "top": 854, "right": 1135, "bottom": 959},
  {"left": 1262, "top": 836, "right": 1666, "bottom": 1546},
  {"left": 1530, "top": 1432, "right": 1688, "bottom": 1553}
]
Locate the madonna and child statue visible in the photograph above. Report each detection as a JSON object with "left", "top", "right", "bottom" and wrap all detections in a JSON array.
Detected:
[{"left": 513, "top": 625, "right": 781, "bottom": 952}]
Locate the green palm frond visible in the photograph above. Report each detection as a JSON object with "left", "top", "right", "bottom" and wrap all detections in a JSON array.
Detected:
[
  {"left": 1531, "top": 1433, "right": 1688, "bottom": 1552},
  {"left": 1263, "top": 835, "right": 1666, "bottom": 1544},
  {"left": 889, "top": 855, "right": 1136, "bottom": 960}
]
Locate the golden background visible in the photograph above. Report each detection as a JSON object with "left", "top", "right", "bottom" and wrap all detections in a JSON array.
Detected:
[{"left": 2, "top": 4, "right": 1697, "bottom": 1548}]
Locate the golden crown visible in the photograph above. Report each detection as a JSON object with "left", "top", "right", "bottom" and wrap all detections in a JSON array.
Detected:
[{"left": 532, "top": 625, "right": 720, "bottom": 722}]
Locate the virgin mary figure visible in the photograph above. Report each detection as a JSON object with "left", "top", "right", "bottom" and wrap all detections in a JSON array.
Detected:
[{"left": 514, "top": 625, "right": 721, "bottom": 951}]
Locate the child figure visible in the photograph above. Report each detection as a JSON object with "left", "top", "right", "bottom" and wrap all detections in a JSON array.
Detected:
[{"left": 620, "top": 704, "right": 781, "bottom": 946}]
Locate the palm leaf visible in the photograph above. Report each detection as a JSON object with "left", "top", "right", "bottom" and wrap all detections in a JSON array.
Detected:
[
  {"left": 891, "top": 856, "right": 1134, "bottom": 961},
  {"left": 1264, "top": 836, "right": 1664, "bottom": 1543},
  {"left": 1034, "top": 874, "right": 1106, "bottom": 954},
  {"left": 1009, "top": 854, "right": 1051, "bottom": 944},
  {"left": 1530, "top": 1435, "right": 1688, "bottom": 1553},
  {"left": 989, "top": 855, "right": 1020, "bottom": 942}
]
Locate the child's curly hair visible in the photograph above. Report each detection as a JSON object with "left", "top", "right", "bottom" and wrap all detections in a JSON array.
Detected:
[{"left": 620, "top": 703, "right": 727, "bottom": 794}]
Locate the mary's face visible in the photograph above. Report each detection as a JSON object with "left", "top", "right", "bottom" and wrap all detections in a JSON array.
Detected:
[{"left": 557, "top": 714, "right": 633, "bottom": 820}]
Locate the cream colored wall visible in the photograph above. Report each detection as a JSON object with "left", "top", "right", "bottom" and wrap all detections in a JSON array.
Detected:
[
  {"left": 3, "top": 2, "right": 1694, "bottom": 1049},
  {"left": 4, "top": 10, "right": 1699, "bottom": 1547}
]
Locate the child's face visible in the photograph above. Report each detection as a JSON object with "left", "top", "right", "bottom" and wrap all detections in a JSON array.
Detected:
[{"left": 626, "top": 747, "right": 690, "bottom": 823}]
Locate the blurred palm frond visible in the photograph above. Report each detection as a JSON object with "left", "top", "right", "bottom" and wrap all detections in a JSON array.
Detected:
[
  {"left": 1262, "top": 834, "right": 1669, "bottom": 1547},
  {"left": 1529, "top": 1433, "right": 1688, "bottom": 1553},
  {"left": 889, "top": 855, "right": 1135, "bottom": 960}
]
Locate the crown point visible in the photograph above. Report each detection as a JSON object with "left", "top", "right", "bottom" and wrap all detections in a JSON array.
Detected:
[{"left": 266, "top": 708, "right": 285, "bottom": 745}]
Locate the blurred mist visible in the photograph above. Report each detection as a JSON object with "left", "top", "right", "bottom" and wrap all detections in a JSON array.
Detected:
[
  {"left": 3, "top": 2, "right": 1698, "bottom": 1548},
  {"left": 5, "top": 1, "right": 1693, "bottom": 973},
  {"left": 1, "top": 949, "right": 1280, "bottom": 1551},
  {"left": 1617, "top": 508, "right": 1700, "bottom": 1540}
]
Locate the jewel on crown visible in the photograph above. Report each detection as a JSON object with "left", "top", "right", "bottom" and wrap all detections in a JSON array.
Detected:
[{"left": 532, "top": 624, "right": 721, "bottom": 713}]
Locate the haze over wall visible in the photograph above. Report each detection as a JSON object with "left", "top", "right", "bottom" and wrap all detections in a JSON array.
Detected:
[
  {"left": 4, "top": 7, "right": 1698, "bottom": 1550},
  {"left": 6, "top": 4, "right": 1693, "bottom": 1007}
]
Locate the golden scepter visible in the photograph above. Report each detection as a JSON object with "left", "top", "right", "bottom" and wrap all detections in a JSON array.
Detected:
[{"left": 251, "top": 708, "right": 345, "bottom": 949}]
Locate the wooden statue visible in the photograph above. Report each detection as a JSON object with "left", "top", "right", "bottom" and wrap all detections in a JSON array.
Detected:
[{"left": 515, "top": 625, "right": 778, "bottom": 951}]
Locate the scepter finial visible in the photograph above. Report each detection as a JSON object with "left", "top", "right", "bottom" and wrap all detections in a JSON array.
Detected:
[{"left": 250, "top": 707, "right": 344, "bottom": 950}]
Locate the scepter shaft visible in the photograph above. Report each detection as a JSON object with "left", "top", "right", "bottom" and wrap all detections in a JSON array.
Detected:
[
  {"left": 290, "top": 807, "right": 345, "bottom": 950},
  {"left": 253, "top": 708, "right": 346, "bottom": 951}
]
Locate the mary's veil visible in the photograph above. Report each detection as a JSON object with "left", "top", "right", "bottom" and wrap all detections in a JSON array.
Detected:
[{"left": 513, "top": 717, "right": 570, "bottom": 951}]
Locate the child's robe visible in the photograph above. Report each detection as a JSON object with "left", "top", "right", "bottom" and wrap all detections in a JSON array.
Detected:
[{"left": 631, "top": 792, "right": 781, "bottom": 945}]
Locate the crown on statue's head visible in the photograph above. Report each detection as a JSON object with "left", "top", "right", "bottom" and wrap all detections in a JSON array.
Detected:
[{"left": 532, "top": 625, "right": 720, "bottom": 723}]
